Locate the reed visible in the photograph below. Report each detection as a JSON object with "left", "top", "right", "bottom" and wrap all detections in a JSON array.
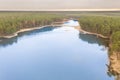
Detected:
[
  {"left": 79, "top": 16, "right": 120, "bottom": 52},
  {"left": 0, "top": 12, "right": 64, "bottom": 36}
]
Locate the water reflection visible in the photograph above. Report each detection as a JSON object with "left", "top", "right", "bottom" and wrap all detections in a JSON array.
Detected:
[
  {"left": 79, "top": 32, "right": 120, "bottom": 80},
  {"left": 0, "top": 23, "right": 113, "bottom": 80},
  {"left": 0, "top": 37, "right": 18, "bottom": 47},
  {"left": 79, "top": 33, "right": 109, "bottom": 47},
  {"left": 0, "top": 26, "right": 54, "bottom": 47},
  {"left": 79, "top": 31, "right": 120, "bottom": 80}
]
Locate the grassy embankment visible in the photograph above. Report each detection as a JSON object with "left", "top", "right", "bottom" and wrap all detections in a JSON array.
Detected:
[
  {"left": 79, "top": 16, "right": 120, "bottom": 53},
  {"left": 78, "top": 15, "right": 120, "bottom": 75},
  {"left": 0, "top": 12, "right": 65, "bottom": 37}
]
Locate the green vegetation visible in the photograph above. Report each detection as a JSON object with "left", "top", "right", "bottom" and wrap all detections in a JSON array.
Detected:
[
  {"left": 78, "top": 16, "right": 120, "bottom": 53},
  {"left": 0, "top": 12, "right": 64, "bottom": 35},
  {"left": 79, "top": 16, "right": 120, "bottom": 36},
  {"left": 0, "top": 11, "right": 120, "bottom": 53},
  {"left": 111, "top": 31, "right": 120, "bottom": 52}
]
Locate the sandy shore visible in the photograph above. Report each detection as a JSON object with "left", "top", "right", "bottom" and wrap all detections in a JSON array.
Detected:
[
  {"left": 0, "top": 25, "right": 109, "bottom": 39},
  {"left": 108, "top": 51, "right": 120, "bottom": 75},
  {"left": 0, "top": 25, "right": 52, "bottom": 39},
  {"left": 0, "top": 20, "right": 64, "bottom": 39},
  {"left": 75, "top": 26, "right": 109, "bottom": 39},
  {"left": 74, "top": 26, "right": 120, "bottom": 76}
]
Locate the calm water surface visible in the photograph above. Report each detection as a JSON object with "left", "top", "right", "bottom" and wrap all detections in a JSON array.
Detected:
[{"left": 0, "top": 26, "right": 113, "bottom": 80}]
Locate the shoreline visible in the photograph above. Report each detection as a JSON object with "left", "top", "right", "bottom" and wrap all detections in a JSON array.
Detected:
[
  {"left": 108, "top": 51, "right": 120, "bottom": 75},
  {"left": 0, "top": 25, "right": 53, "bottom": 39},
  {"left": 0, "top": 19, "right": 64, "bottom": 39},
  {"left": 75, "top": 26, "right": 109, "bottom": 39},
  {"left": 74, "top": 26, "right": 120, "bottom": 76},
  {"left": 0, "top": 25, "right": 109, "bottom": 39}
]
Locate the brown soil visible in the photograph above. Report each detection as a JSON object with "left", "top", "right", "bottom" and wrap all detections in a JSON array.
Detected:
[{"left": 108, "top": 52, "right": 120, "bottom": 75}]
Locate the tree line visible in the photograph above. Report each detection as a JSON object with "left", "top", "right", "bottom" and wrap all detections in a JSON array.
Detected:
[
  {"left": 0, "top": 12, "right": 64, "bottom": 36},
  {"left": 0, "top": 12, "right": 119, "bottom": 52}
]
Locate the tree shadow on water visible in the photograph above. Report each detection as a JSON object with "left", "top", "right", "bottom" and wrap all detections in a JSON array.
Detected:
[
  {"left": 79, "top": 33, "right": 109, "bottom": 47},
  {"left": 0, "top": 26, "right": 55, "bottom": 48}
]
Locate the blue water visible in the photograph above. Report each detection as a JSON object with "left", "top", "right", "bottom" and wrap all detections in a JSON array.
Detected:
[
  {"left": 62, "top": 20, "right": 80, "bottom": 26},
  {"left": 0, "top": 21, "right": 113, "bottom": 80}
]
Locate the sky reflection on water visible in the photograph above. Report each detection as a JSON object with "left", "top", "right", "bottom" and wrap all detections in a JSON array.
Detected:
[{"left": 0, "top": 20, "right": 113, "bottom": 80}]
